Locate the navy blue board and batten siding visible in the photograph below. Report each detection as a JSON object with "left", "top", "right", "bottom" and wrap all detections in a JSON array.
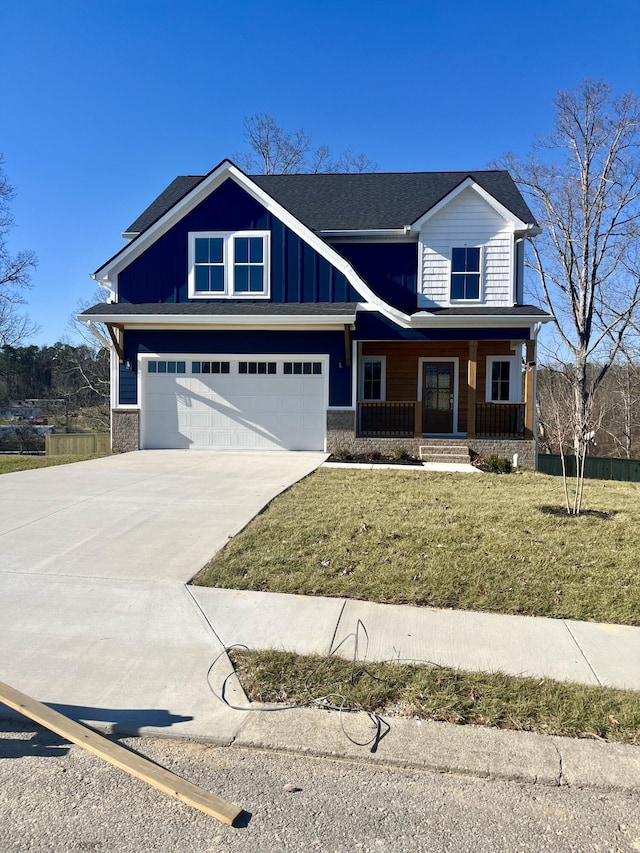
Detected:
[
  {"left": 118, "top": 329, "right": 352, "bottom": 407},
  {"left": 117, "top": 178, "right": 362, "bottom": 305},
  {"left": 330, "top": 242, "right": 418, "bottom": 312}
]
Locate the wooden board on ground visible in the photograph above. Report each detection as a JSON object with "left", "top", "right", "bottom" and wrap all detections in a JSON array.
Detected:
[{"left": 0, "top": 680, "right": 242, "bottom": 826}]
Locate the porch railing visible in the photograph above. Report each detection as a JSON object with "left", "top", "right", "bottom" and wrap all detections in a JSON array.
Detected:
[
  {"left": 357, "top": 401, "right": 419, "bottom": 437},
  {"left": 356, "top": 400, "right": 527, "bottom": 440},
  {"left": 475, "top": 402, "right": 525, "bottom": 439}
]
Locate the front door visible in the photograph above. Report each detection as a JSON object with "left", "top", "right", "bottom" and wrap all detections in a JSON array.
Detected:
[{"left": 422, "top": 362, "right": 454, "bottom": 433}]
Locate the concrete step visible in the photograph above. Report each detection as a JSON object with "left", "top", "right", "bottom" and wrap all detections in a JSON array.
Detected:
[{"left": 420, "top": 444, "right": 471, "bottom": 465}]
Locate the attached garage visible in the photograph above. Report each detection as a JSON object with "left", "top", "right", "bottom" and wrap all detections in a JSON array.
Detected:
[{"left": 140, "top": 354, "right": 328, "bottom": 450}]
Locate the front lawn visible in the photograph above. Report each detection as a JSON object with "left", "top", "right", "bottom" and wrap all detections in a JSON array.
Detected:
[
  {"left": 193, "top": 469, "right": 640, "bottom": 625},
  {"left": 230, "top": 649, "right": 640, "bottom": 744},
  {"left": 0, "top": 454, "right": 110, "bottom": 475}
]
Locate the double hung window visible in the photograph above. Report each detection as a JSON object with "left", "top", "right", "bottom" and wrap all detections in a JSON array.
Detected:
[
  {"left": 189, "top": 231, "right": 270, "bottom": 298},
  {"left": 450, "top": 247, "right": 481, "bottom": 301},
  {"left": 360, "top": 357, "right": 386, "bottom": 401},
  {"left": 486, "top": 357, "right": 521, "bottom": 402}
]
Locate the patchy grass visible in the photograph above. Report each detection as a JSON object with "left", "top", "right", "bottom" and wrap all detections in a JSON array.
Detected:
[
  {"left": 193, "top": 469, "right": 640, "bottom": 625},
  {"left": 230, "top": 649, "right": 640, "bottom": 744},
  {"left": 0, "top": 453, "right": 110, "bottom": 475}
]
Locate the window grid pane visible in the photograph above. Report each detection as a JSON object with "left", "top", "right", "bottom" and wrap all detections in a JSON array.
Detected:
[
  {"left": 451, "top": 247, "right": 480, "bottom": 300},
  {"left": 363, "top": 361, "right": 382, "bottom": 400},
  {"left": 491, "top": 361, "right": 511, "bottom": 401}
]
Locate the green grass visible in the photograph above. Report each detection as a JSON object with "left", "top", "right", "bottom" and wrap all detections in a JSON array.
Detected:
[
  {"left": 193, "top": 469, "right": 640, "bottom": 625},
  {"left": 230, "top": 649, "right": 640, "bottom": 744},
  {"left": 0, "top": 453, "right": 110, "bottom": 475}
]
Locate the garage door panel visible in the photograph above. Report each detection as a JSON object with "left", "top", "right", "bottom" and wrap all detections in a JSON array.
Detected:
[{"left": 142, "top": 356, "right": 327, "bottom": 451}]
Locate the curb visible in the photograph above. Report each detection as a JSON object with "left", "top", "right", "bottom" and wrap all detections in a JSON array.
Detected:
[
  {"left": 227, "top": 705, "right": 640, "bottom": 793},
  {"left": 3, "top": 701, "right": 639, "bottom": 793}
]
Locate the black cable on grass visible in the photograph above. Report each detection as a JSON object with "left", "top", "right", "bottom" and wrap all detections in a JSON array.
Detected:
[
  {"left": 206, "top": 619, "right": 442, "bottom": 753},
  {"left": 207, "top": 619, "right": 402, "bottom": 752}
]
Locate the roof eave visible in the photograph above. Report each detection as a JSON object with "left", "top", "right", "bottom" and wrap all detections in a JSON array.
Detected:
[
  {"left": 410, "top": 312, "right": 553, "bottom": 329},
  {"left": 77, "top": 312, "right": 357, "bottom": 327}
]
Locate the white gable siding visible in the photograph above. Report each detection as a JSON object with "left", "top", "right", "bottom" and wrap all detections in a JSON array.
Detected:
[{"left": 418, "top": 187, "right": 514, "bottom": 308}]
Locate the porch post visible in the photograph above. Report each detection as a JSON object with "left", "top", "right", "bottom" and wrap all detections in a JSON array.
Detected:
[
  {"left": 524, "top": 339, "right": 536, "bottom": 440},
  {"left": 467, "top": 341, "right": 477, "bottom": 439}
]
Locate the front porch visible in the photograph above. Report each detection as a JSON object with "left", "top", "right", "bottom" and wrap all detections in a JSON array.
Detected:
[{"left": 326, "top": 337, "right": 538, "bottom": 468}]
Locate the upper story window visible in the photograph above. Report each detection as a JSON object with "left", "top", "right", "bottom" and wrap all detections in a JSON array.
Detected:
[
  {"left": 188, "top": 231, "right": 270, "bottom": 299},
  {"left": 450, "top": 247, "right": 481, "bottom": 301}
]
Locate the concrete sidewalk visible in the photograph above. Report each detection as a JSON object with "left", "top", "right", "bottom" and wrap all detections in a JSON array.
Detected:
[{"left": 191, "top": 587, "right": 640, "bottom": 691}]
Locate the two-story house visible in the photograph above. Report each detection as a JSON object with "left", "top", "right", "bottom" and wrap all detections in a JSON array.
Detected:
[{"left": 83, "top": 160, "right": 551, "bottom": 466}]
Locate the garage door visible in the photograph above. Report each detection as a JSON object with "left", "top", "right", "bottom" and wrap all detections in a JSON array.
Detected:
[{"left": 140, "top": 355, "right": 328, "bottom": 450}]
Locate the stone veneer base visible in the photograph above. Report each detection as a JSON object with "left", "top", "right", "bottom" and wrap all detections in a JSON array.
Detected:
[
  {"left": 111, "top": 409, "right": 140, "bottom": 453},
  {"left": 326, "top": 410, "right": 537, "bottom": 469}
]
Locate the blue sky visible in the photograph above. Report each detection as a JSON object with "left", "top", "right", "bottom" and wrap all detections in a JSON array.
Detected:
[{"left": 2, "top": 0, "right": 640, "bottom": 346}]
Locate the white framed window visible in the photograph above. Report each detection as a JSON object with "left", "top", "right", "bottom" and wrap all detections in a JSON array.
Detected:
[
  {"left": 188, "top": 231, "right": 270, "bottom": 299},
  {"left": 486, "top": 356, "right": 522, "bottom": 402},
  {"left": 360, "top": 356, "right": 386, "bottom": 401},
  {"left": 450, "top": 246, "right": 481, "bottom": 301}
]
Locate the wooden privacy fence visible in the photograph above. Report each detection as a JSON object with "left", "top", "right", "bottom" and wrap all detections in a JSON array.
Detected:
[
  {"left": 46, "top": 433, "right": 111, "bottom": 456},
  {"left": 538, "top": 454, "right": 640, "bottom": 483}
]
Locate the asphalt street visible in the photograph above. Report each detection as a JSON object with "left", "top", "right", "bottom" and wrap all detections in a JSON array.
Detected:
[{"left": 1, "top": 720, "right": 639, "bottom": 853}]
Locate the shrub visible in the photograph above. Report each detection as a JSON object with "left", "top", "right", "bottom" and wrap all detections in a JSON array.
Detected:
[
  {"left": 364, "top": 450, "right": 382, "bottom": 463},
  {"left": 486, "top": 453, "right": 512, "bottom": 474},
  {"left": 332, "top": 447, "right": 353, "bottom": 461},
  {"left": 391, "top": 445, "right": 412, "bottom": 461}
]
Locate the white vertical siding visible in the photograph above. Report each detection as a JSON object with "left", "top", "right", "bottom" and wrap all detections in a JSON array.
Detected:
[{"left": 418, "top": 187, "right": 514, "bottom": 308}]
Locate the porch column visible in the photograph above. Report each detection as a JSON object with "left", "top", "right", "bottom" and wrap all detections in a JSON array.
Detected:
[
  {"left": 467, "top": 341, "right": 477, "bottom": 439},
  {"left": 524, "top": 339, "right": 536, "bottom": 440}
]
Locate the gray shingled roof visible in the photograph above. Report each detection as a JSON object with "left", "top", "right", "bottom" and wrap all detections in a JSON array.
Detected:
[
  {"left": 124, "top": 170, "right": 537, "bottom": 235},
  {"left": 80, "top": 301, "right": 359, "bottom": 317}
]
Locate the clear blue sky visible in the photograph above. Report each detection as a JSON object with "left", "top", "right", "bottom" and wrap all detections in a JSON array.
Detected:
[{"left": 3, "top": 0, "right": 640, "bottom": 346}]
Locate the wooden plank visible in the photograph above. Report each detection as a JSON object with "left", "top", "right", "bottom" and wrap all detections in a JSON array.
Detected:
[
  {"left": 343, "top": 324, "right": 352, "bottom": 367},
  {"left": 524, "top": 339, "right": 535, "bottom": 440},
  {"left": 467, "top": 341, "right": 477, "bottom": 439},
  {"left": 106, "top": 324, "right": 124, "bottom": 363},
  {"left": 0, "top": 681, "right": 242, "bottom": 826}
]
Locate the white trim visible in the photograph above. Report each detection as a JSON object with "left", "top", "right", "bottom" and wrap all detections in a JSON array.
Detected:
[
  {"left": 485, "top": 355, "right": 522, "bottom": 403},
  {"left": 410, "top": 313, "right": 549, "bottom": 329},
  {"left": 92, "top": 160, "right": 412, "bottom": 329},
  {"left": 351, "top": 339, "right": 358, "bottom": 408},
  {"left": 359, "top": 355, "right": 387, "bottom": 401},
  {"left": 81, "top": 312, "right": 356, "bottom": 328},
  {"left": 187, "top": 230, "right": 271, "bottom": 299},
  {"left": 418, "top": 357, "right": 461, "bottom": 435},
  {"left": 410, "top": 178, "right": 530, "bottom": 231},
  {"left": 110, "top": 347, "right": 119, "bottom": 410},
  {"left": 138, "top": 352, "right": 330, "bottom": 452}
]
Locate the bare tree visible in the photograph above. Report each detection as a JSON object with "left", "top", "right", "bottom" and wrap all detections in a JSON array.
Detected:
[
  {"left": 0, "top": 155, "right": 38, "bottom": 345},
  {"left": 504, "top": 81, "right": 640, "bottom": 514},
  {"left": 234, "top": 113, "right": 377, "bottom": 174}
]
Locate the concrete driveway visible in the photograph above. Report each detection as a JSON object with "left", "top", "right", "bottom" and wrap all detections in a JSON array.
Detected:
[
  {"left": 0, "top": 450, "right": 325, "bottom": 582},
  {"left": 0, "top": 450, "right": 325, "bottom": 737}
]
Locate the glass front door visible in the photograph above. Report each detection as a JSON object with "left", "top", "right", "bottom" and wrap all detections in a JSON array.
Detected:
[{"left": 422, "top": 362, "right": 454, "bottom": 433}]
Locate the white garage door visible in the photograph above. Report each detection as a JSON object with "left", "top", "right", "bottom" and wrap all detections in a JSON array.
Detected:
[{"left": 140, "top": 355, "right": 328, "bottom": 450}]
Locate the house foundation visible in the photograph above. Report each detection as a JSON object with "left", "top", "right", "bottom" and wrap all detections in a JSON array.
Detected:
[
  {"left": 326, "top": 411, "right": 537, "bottom": 468},
  {"left": 111, "top": 409, "right": 140, "bottom": 453}
]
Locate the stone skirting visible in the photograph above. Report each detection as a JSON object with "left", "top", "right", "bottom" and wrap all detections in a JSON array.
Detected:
[
  {"left": 326, "top": 411, "right": 537, "bottom": 468},
  {"left": 111, "top": 409, "right": 140, "bottom": 453},
  {"left": 470, "top": 438, "right": 536, "bottom": 469}
]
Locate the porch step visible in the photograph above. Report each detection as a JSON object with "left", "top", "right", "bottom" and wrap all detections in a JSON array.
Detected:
[{"left": 419, "top": 445, "right": 471, "bottom": 465}]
